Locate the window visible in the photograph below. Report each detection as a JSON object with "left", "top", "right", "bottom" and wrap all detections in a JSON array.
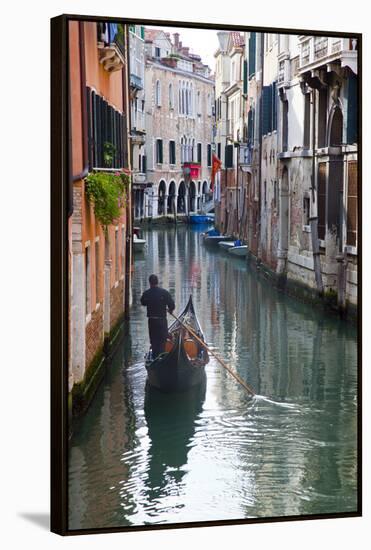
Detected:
[
  {"left": 156, "top": 139, "right": 163, "bottom": 163},
  {"left": 347, "top": 74, "right": 358, "bottom": 144},
  {"left": 207, "top": 144, "right": 212, "bottom": 167},
  {"left": 282, "top": 100, "right": 288, "bottom": 152},
  {"left": 262, "top": 82, "right": 277, "bottom": 135},
  {"left": 217, "top": 142, "right": 221, "bottom": 159},
  {"left": 303, "top": 93, "right": 311, "bottom": 148},
  {"left": 115, "top": 228, "right": 119, "bottom": 281},
  {"left": 86, "top": 87, "right": 126, "bottom": 169},
  {"left": 155, "top": 80, "right": 161, "bottom": 106},
  {"left": 169, "top": 140, "right": 176, "bottom": 165},
  {"left": 347, "top": 161, "right": 357, "bottom": 247},
  {"left": 197, "top": 143, "right": 202, "bottom": 163},
  {"left": 248, "top": 32, "right": 256, "bottom": 78},
  {"left": 231, "top": 61, "right": 236, "bottom": 83},
  {"left": 207, "top": 93, "right": 211, "bottom": 116},
  {"left": 169, "top": 83, "right": 174, "bottom": 109},
  {"left": 318, "top": 87, "right": 328, "bottom": 148},
  {"left": 85, "top": 244, "right": 91, "bottom": 317},
  {"left": 303, "top": 196, "right": 310, "bottom": 226},
  {"left": 95, "top": 240, "right": 100, "bottom": 305},
  {"left": 197, "top": 91, "right": 201, "bottom": 115},
  {"left": 318, "top": 162, "right": 326, "bottom": 240},
  {"left": 225, "top": 144, "right": 234, "bottom": 168},
  {"left": 155, "top": 46, "right": 161, "bottom": 57}
]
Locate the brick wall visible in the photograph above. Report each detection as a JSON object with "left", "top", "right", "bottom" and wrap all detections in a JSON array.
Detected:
[
  {"left": 85, "top": 305, "right": 104, "bottom": 369},
  {"left": 110, "top": 280, "right": 124, "bottom": 329}
]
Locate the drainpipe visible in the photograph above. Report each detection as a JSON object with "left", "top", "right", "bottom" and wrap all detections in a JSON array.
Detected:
[
  {"left": 309, "top": 86, "right": 324, "bottom": 295},
  {"left": 123, "top": 24, "right": 133, "bottom": 317},
  {"left": 257, "top": 33, "right": 264, "bottom": 261},
  {"left": 71, "top": 22, "right": 89, "bottom": 188}
]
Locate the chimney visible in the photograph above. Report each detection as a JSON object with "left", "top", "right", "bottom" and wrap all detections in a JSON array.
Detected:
[
  {"left": 182, "top": 47, "right": 190, "bottom": 56},
  {"left": 217, "top": 31, "right": 229, "bottom": 53},
  {"left": 173, "top": 32, "right": 179, "bottom": 48}
]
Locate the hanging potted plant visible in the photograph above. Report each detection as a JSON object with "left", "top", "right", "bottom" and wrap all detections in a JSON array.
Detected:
[{"left": 85, "top": 169, "right": 130, "bottom": 231}]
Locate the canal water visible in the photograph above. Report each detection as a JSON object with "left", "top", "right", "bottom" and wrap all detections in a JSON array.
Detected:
[{"left": 69, "top": 226, "right": 358, "bottom": 530}]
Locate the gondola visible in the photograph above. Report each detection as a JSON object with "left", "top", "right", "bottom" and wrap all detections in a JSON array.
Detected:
[{"left": 145, "top": 295, "right": 209, "bottom": 392}]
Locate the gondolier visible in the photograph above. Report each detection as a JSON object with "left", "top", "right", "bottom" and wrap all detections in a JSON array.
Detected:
[{"left": 141, "top": 274, "right": 175, "bottom": 359}]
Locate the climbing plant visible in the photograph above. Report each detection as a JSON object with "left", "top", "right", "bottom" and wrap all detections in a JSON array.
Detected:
[{"left": 85, "top": 170, "right": 130, "bottom": 230}]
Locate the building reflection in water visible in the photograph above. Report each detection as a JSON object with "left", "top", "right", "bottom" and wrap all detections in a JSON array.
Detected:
[{"left": 69, "top": 226, "right": 358, "bottom": 529}]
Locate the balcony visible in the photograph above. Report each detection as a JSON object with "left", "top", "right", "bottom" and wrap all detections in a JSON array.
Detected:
[
  {"left": 182, "top": 162, "right": 201, "bottom": 179},
  {"left": 132, "top": 172, "right": 147, "bottom": 186},
  {"left": 97, "top": 23, "right": 126, "bottom": 73},
  {"left": 239, "top": 144, "right": 253, "bottom": 166},
  {"left": 130, "top": 73, "right": 143, "bottom": 91},
  {"left": 298, "top": 36, "right": 358, "bottom": 76},
  {"left": 130, "top": 129, "right": 146, "bottom": 146}
]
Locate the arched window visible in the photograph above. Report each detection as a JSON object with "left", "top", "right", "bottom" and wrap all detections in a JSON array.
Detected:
[
  {"left": 191, "top": 138, "right": 195, "bottom": 161},
  {"left": 207, "top": 93, "right": 211, "bottom": 116},
  {"left": 180, "top": 137, "right": 184, "bottom": 163},
  {"left": 178, "top": 81, "right": 182, "bottom": 114},
  {"left": 197, "top": 91, "right": 201, "bottom": 115},
  {"left": 169, "top": 83, "right": 173, "bottom": 109},
  {"left": 155, "top": 80, "right": 161, "bottom": 107},
  {"left": 181, "top": 82, "right": 185, "bottom": 115}
]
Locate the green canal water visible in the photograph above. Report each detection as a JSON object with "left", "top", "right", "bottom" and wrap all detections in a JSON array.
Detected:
[{"left": 68, "top": 226, "right": 358, "bottom": 530}]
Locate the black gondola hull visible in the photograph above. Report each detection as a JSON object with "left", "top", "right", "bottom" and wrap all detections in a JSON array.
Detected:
[{"left": 145, "top": 295, "right": 208, "bottom": 393}]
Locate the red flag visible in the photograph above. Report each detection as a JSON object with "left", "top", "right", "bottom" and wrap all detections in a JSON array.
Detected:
[{"left": 211, "top": 154, "right": 222, "bottom": 191}]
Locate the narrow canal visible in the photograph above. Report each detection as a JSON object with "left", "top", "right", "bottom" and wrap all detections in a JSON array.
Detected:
[{"left": 69, "top": 226, "right": 358, "bottom": 530}]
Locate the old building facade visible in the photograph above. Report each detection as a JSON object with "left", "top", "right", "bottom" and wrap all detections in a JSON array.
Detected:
[
  {"left": 215, "top": 31, "right": 358, "bottom": 316},
  {"left": 142, "top": 30, "right": 214, "bottom": 219},
  {"left": 68, "top": 21, "right": 132, "bottom": 411},
  {"left": 129, "top": 25, "right": 147, "bottom": 220}
]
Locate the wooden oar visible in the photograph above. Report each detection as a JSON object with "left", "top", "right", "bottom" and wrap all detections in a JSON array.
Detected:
[{"left": 169, "top": 311, "right": 255, "bottom": 396}]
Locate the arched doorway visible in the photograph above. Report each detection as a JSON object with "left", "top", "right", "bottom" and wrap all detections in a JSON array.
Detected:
[
  {"left": 327, "top": 105, "right": 344, "bottom": 248},
  {"left": 158, "top": 180, "right": 166, "bottom": 216},
  {"left": 277, "top": 166, "right": 289, "bottom": 274},
  {"left": 177, "top": 181, "right": 186, "bottom": 213},
  {"left": 167, "top": 181, "right": 176, "bottom": 215},
  {"left": 189, "top": 181, "right": 197, "bottom": 212}
]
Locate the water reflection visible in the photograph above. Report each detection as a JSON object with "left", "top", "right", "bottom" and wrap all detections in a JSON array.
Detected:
[
  {"left": 143, "top": 383, "right": 206, "bottom": 506},
  {"left": 69, "top": 226, "right": 358, "bottom": 529}
]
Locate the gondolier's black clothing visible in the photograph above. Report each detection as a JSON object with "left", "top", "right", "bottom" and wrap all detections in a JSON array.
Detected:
[{"left": 141, "top": 287, "right": 175, "bottom": 358}]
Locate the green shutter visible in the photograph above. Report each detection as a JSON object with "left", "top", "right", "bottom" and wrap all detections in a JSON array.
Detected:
[
  {"left": 248, "top": 33, "right": 256, "bottom": 78},
  {"left": 243, "top": 60, "right": 248, "bottom": 95},
  {"left": 272, "top": 81, "right": 277, "bottom": 131},
  {"left": 262, "top": 86, "right": 272, "bottom": 135},
  {"left": 225, "top": 144, "right": 234, "bottom": 168},
  {"left": 347, "top": 74, "right": 358, "bottom": 144}
]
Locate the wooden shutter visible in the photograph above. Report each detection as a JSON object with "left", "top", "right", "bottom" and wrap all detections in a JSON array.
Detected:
[
  {"left": 272, "top": 81, "right": 277, "bottom": 131},
  {"left": 262, "top": 85, "right": 272, "bottom": 135},
  {"left": 248, "top": 33, "right": 256, "bottom": 78},
  {"left": 346, "top": 161, "right": 357, "bottom": 246},
  {"left": 318, "top": 162, "right": 326, "bottom": 240},
  {"left": 243, "top": 60, "right": 248, "bottom": 95},
  {"left": 86, "top": 87, "right": 93, "bottom": 170},
  {"left": 225, "top": 144, "right": 234, "bottom": 168}
]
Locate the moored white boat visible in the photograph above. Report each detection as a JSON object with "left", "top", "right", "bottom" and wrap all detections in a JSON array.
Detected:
[
  {"left": 133, "top": 233, "right": 146, "bottom": 252},
  {"left": 228, "top": 245, "right": 248, "bottom": 257},
  {"left": 218, "top": 241, "right": 235, "bottom": 250}
]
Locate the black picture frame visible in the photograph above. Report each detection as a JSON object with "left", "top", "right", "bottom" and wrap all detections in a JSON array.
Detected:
[{"left": 51, "top": 13, "right": 362, "bottom": 536}]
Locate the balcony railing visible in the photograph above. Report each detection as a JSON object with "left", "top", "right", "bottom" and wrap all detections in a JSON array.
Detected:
[
  {"left": 130, "top": 73, "right": 143, "bottom": 90},
  {"left": 299, "top": 37, "right": 358, "bottom": 74},
  {"left": 314, "top": 37, "right": 328, "bottom": 60}
]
